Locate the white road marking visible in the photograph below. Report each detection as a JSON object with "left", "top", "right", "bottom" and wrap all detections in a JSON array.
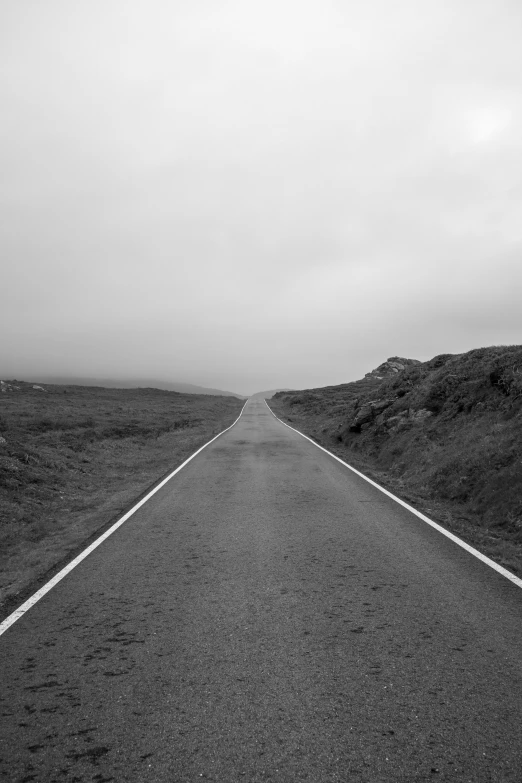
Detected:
[
  {"left": 0, "top": 401, "right": 249, "bottom": 638},
  {"left": 265, "top": 400, "right": 522, "bottom": 589}
]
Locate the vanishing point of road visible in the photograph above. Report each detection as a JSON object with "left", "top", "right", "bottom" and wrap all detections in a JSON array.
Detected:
[{"left": 1, "top": 397, "right": 521, "bottom": 782}]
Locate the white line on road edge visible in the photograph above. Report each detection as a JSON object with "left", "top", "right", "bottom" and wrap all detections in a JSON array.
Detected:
[
  {"left": 265, "top": 400, "right": 522, "bottom": 589},
  {"left": 0, "top": 400, "right": 249, "bottom": 638}
]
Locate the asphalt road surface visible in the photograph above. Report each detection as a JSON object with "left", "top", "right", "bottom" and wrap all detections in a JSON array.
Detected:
[{"left": 1, "top": 397, "right": 521, "bottom": 782}]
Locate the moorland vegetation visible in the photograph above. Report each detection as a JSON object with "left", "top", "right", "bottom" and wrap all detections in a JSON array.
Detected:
[{"left": 269, "top": 346, "right": 522, "bottom": 576}]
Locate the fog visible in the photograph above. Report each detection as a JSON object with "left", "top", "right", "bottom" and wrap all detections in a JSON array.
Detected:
[{"left": 2, "top": 0, "right": 521, "bottom": 395}]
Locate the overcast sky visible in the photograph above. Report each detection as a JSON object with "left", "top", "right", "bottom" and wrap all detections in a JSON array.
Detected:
[{"left": 2, "top": 0, "right": 521, "bottom": 395}]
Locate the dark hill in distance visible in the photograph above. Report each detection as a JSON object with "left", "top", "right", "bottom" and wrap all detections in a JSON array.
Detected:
[
  {"left": 270, "top": 346, "right": 522, "bottom": 577},
  {"left": 29, "top": 376, "right": 247, "bottom": 399}
]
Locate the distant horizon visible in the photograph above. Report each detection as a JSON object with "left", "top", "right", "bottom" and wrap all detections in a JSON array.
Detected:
[
  {"left": 0, "top": 372, "right": 248, "bottom": 398},
  {"left": 3, "top": 341, "right": 521, "bottom": 397},
  {"left": 0, "top": 370, "right": 291, "bottom": 398}
]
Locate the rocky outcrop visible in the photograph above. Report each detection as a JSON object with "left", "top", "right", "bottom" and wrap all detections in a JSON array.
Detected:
[
  {"left": 348, "top": 357, "right": 421, "bottom": 431},
  {"left": 0, "top": 381, "right": 21, "bottom": 393},
  {"left": 345, "top": 347, "right": 522, "bottom": 439},
  {"left": 364, "top": 357, "right": 421, "bottom": 381},
  {"left": 349, "top": 398, "right": 395, "bottom": 432},
  {"left": 348, "top": 359, "right": 443, "bottom": 432},
  {"left": 0, "top": 381, "right": 45, "bottom": 393}
]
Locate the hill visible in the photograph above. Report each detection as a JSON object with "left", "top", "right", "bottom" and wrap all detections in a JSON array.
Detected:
[
  {"left": 27, "top": 376, "right": 246, "bottom": 399},
  {"left": 269, "top": 346, "right": 522, "bottom": 576}
]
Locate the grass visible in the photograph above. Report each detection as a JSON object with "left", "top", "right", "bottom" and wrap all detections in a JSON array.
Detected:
[
  {"left": 0, "top": 381, "right": 243, "bottom": 614},
  {"left": 270, "top": 346, "right": 522, "bottom": 578}
]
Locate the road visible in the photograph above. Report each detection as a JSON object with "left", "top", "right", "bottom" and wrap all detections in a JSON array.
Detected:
[{"left": 0, "top": 397, "right": 521, "bottom": 782}]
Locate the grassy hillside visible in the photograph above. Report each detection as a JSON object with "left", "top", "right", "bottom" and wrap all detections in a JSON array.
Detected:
[
  {"left": 0, "top": 382, "right": 243, "bottom": 614},
  {"left": 32, "top": 375, "right": 246, "bottom": 398},
  {"left": 270, "top": 346, "right": 522, "bottom": 577}
]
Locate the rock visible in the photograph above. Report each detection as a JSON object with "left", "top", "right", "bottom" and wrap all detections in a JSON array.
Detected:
[
  {"left": 384, "top": 412, "right": 408, "bottom": 430},
  {"left": 410, "top": 408, "right": 433, "bottom": 422},
  {"left": 384, "top": 409, "right": 431, "bottom": 429},
  {"left": 365, "top": 357, "right": 421, "bottom": 381},
  {"left": 32, "top": 385, "right": 45, "bottom": 391},
  {"left": 350, "top": 399, "right": 395, "bottom": 432},
  {"left": 352, "top": 404, "right": 374, "bottom": 429},
  {"left": 1, "top": 380, "right": 20, "bottom": 392},
  {"left": 370, "top": 399, "right": 394, "bottom": 413}
]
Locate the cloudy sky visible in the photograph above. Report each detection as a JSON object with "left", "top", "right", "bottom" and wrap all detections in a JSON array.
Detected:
[{"left": 2, "top": 0, "right": 521, "bottom": 395}]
